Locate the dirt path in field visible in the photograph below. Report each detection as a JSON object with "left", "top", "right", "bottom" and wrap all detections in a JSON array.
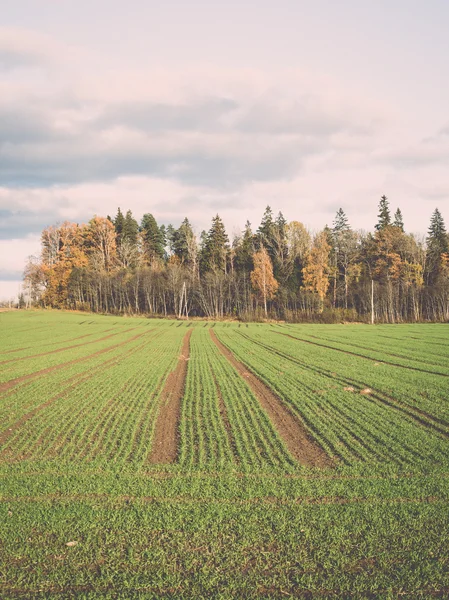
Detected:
[
  {"left": 148, "top": 330, "right": 192, "bottom": 464},
  {"left": 210, "top": 330, "right": 332, "bottom": 468},
  {"left": 0, "top": 334, "right": 152, "bottom": 452},
  {"left": 0, "top": 331, "right": 146, "bottom": 395},
  {"left": 0, "top": 328, "right": 134, "bottom": 365}
]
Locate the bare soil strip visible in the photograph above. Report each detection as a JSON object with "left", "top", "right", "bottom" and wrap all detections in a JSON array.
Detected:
[
  {"left": 0, "top": 332, "right": 146, "bottom": 395},
  {"left": 0, "top": 334, "right": 151, "bottom": 452},
  {"left": 148, "top": 330, "right": 192, "bottom": 464},
  {"left": 210, "top": 330, "right": 332, "bottom": 468},
  {"left": 0, "top": 328, "right": 136, "bottom": 365}
]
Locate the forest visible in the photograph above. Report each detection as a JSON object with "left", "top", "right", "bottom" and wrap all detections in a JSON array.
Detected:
[{"left": 23, "top": 196, "right": 449, "bottom": 322}]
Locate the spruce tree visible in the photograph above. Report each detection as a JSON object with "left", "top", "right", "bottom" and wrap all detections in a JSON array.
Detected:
[
  {"left": 257, "top": 206, "right": 275, "bottom": 250},
  {"left": 393, "top": 208, "right": 405, "bottom": 232},
  {"left": 235, "top": 220, "right": 255, "bottom": 273},
  {"left": 165, "top": 224, "right": 176, "bottom": 255},
  {"left": 141, "top": 213, "right": 165, "bottom": 261},
  {"left": 332, "top": 208, "right": 350, "bottom": 233},
  {"left": 173, "top": 218, "right": 196, "bottom": 264},
  {"left": 113, "top": 208, "right": 125, "bottom": 243},
  {"left": 375, "top": 195, "right": 391, "bottom": 231},
  {"left": 200, "top": 214, "right": 229, "bottom": 273},
  {"left": 122, "top": 210, "right": 139, "bottom": 246},
  {"left": 426, "top": 208, "right": 449, "bottom": 284}
]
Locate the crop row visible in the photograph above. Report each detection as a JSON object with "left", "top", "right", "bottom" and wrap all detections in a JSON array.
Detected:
[
  {"left": 0, "top": 327, "right": 186, "bottom": 466},
  {"left": 179, "top": 327, "right": 294, "bottom": 471},
  {"left": 215, "top": 326, "right": 449, "bottom": 470}
]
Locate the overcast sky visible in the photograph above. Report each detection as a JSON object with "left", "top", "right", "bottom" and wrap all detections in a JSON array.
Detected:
[{"left": 1, "top": 0, "right": 449, "bottom": 299}]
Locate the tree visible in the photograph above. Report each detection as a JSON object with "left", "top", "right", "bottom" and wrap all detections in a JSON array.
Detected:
[
  {"left": 173, "top": 218, "right": 197, "bottom": 271},
  {"left": 200, "top": 214, "right": 229, "bottom": 274},
  {"left": 234, "top": 220, "right": 255, "bottom": 274},
  {"left": 85, "top": 216, "right": 117, "bottom": 272},
  {"left": 113, "top": 208, "right": 125, "bottom": 243},
  {"left": 122, "top": 210, "right": 139, "bottom": 247},
  {"left": 393, "top": 208, "right": 405, "bottom": 232},
  {"left": 333, "top": 208, "right": 350, "bottom": 234},
  {"left": 250, "top": 245, "right": 279, "bottom": 317},
  {"left": 256, "top": 206, "right": 275, "bottom": 255},
  {"left": 375, "top": 195, "right": 391, "bottom": 231},
  {"left": 426, "top": 208, "right": 449, "bottom": 285},
  {"left": 302, "top": 231, "right": 331, "bottom": 311},
  {"left": 141, "top": 213, "right": 165, "bottom": 263}
]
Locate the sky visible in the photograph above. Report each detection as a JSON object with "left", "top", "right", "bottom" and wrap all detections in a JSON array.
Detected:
[{"left": 1, "top": 0, "right": 449, "bottom": 299}]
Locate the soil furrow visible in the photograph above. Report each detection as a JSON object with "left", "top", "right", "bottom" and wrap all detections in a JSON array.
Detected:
[
  {"left": 148, "top": 330, "right": 192, "bottom": 464},
  {"left": 210, "top": 330, "right": 332, "bottom": 468}
]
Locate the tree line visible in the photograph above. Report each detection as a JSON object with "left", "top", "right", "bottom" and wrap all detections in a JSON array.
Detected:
[{"left": 23, "top": 196, "right": 449, "bottom": 322}]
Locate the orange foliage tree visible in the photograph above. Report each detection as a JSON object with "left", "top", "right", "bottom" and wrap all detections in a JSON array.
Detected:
[
  {"left": 302, "top": 231, "right": 331, "bottom": 312},
  {"left": 250, "top": 246, "right": 279, "bottom": 317}
]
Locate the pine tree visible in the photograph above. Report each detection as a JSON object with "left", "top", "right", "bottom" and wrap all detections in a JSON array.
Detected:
[
  {"left": 333, "top": 208, "right": 349, "bottom": 233},
  {"left": 200, "top": 214, "right": 229, "bottom": 273},
  {"left": 257, "top": 206, "right": 275, "bottom": 252},
  {"left": 141, "top": 213, "right": 165, "bottom": 262},
  {"left": 375, "top": 195, "right": 391, "bottom": 231},
  {"left": 235, "top": 220, "right": 255, "bottom": 273},
  {"left": 113, "top": 208, "right": 125, "bottom": 244},
  {"left": 165, "top": 224, "right": 176, "bottom": 255},
  {"left": 172, "top": 218, "right": 197, "bottom": 271},
  {"left": 426, "top": 208, "right": 449, "bottom": 284},
  {"left": 122, "top": 210, "right": 139, "bottom": 246},
  {"left": 393, "top": 208, "right": 405, "bottom": 232}
]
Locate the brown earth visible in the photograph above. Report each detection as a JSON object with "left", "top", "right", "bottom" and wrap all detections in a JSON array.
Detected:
[
  {"left": 210, "top": 330, "right": 333, "bottom": 468},
  {"left": 148, "top": 330, "right": 192, "bottom": 464}
]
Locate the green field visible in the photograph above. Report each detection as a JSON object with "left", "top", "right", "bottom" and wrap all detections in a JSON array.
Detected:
[{"left": 1, "top": 311, "right": 449, "bottom": 598}]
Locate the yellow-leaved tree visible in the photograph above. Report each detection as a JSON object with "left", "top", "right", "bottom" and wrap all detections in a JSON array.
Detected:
[
  {"left": 302, "top": 230, "right": 331, "bottom": 312},
  {"left": 250, "top": 246, "right": 279, "bottom": 317}
]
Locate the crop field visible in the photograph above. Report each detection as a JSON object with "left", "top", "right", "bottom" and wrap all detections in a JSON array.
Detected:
[{"left": 1, "top": 311, "right": 449, "bottom": 598}]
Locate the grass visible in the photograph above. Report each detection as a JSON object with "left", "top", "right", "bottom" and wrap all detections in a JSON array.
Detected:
[{"left": 0, "top": 310, "right": 448, "bottom": 598}]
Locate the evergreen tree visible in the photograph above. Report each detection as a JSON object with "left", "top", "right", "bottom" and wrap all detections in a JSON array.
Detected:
[
  {"left": 426, "top": 208, "right": 449, "bottom": 284},
  {"left": 122, "top": 210, "right": 139, "bottom": 246},
  {"left": 200, "top": 214, "right": 229, "bottom": 273},
  {"left": 393, "top": 208, "right": 405, "bottom": 232},
  {"left": 257, "top": 206, "right": 275, "bottom": 252},
  {"left": 172, "top": 218, "right": 197, "bottom": 270},
  {"left": 375, "top": 195, "right": 391, "bottom": 231},
  {"left": 141, "top": 213, "right": 165, "bottom": 261},
  {"left": 234, "top": 220, "right": 255, "bottom": 273},
  {"left": 113, "top": 208, "right": 125, "bottom": 243},
  {"left": 332, "top": 208, "right": 350, "bottom": 233},
  {"left": 165, "top": 224, "right": 176, "bottom": 255}
]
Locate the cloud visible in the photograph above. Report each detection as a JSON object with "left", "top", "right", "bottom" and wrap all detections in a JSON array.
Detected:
[
  {"left": 0, "top": 234, "right": 41, "bottom": 279},
  {"left": 0, "top": 27, "right": 58, "bottom": 70}
]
